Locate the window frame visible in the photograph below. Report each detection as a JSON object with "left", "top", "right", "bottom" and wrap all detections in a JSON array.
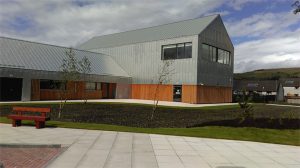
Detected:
[
  {"left": 85, "top": 82, "right": 97, "bottom": 91},
  {"left": 40, "top": 80, "right": 66, "bottom": 90},
  {"left": 202, "top": 43, "right": 231, "bottom": 66},
  {"left": 161, "top": 42, "right": 192, "bottom": 60}
]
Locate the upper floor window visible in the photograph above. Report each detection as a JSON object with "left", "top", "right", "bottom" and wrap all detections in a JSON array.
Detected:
[
  {"left": 162, "top": 42, "right": 192, "bottom": 60},
  {"left": 202, "top": 43, "right": 231, "bottom": 65}
]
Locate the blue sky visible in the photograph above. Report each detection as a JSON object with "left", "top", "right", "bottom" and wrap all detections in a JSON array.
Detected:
[{"left": 0, "top": 0, "right": 299, "bottom": 72}]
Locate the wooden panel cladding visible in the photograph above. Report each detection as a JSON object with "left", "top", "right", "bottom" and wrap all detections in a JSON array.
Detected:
[
  {"left": 131, "top": 84, "right": 173, "bottom": 101},
  {"left": 31, "top": 79, "right": 40, "bottom": 101},
  {"left": 39, "top": 81, "right": 102, "bottom": 100},
  {"left": 182, "top": 85, "right": 198, "bottom": 104},
  {"left": 197, "top": 85, "right": 232, "bottom": 103}
]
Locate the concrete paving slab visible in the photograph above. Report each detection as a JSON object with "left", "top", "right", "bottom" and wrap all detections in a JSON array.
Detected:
[{"left": 0, "top": 124, "right": 299, "bottom": 168}]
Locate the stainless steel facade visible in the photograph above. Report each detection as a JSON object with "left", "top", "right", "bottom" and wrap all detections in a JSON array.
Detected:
[
  {"left": 89, "top": 35, "right": 199, "bottom": 84},
  {"left": 81, "top": 15, "right": 234, "bottom": 87}
]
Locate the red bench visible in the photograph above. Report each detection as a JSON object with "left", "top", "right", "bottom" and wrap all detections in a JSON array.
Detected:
[{"left": 7, "top": 107, "right": 51, "bottom": 129}]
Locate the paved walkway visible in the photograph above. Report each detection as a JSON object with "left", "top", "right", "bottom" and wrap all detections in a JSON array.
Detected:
[
  {"left": 0, "top": 99, "right": 236, "bottom": 107},
  {"left": 0, "top": 124, "right": 299, "bottom": 168}
]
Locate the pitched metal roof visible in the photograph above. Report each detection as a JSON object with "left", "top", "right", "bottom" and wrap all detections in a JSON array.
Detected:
[
  {"left": 79, "top": 14, "right": 219, "bottom": 50},
  {"left": 0, "top": 37, "right": 130, "bottom": 78},
  {"left": 233, "top": 80, "right": 279, "bottom": 92}
]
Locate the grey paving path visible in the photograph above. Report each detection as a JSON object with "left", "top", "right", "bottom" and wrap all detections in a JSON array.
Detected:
[
  {"left": 0, "top": 99, "right": 237, "bottom": 107},
  {"left": 0, "top": 124, "right": 299, "bottom": 168}
]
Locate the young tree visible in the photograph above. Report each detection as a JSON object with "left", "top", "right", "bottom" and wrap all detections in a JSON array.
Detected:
[
  {"left": 59, "top": 48, "right": 80, "bottom": 118},
  {"left": 149, "top": 60, "right": 174, "bottom": 127},
  {"left": 237, "top": 90, "right": 253, "bottom": 122},
  {"left": 79, "top": 56, "right": 92, "bottom": 104},
  {"left": 292, "top": 0, "right": 300, "bottom": 14}
]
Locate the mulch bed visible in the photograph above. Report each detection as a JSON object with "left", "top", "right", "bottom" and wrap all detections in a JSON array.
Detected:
[{"left": 1, "top": 103, "right": 299, "bottom": 128}]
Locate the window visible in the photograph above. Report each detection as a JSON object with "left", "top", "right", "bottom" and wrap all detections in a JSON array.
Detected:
[
  {"left": 162, "top": 44, "right": 177, "bottom": 60},
  {"left": 162, "top": 42, "right": 192, "bottom": 60},
  {"left": 217, "top": 49, "right": 224, "bottom": 64},
  {"left": 184, "top": 42, "right": 192, "bottom": 58},
  {"left": 96, "top": 82, "right": 101, "bottom": 90},
  {"left": 202, "top": 43, "right": 231, "bottom": 65},
  {"left": 40, "top": 80, "right": 66, "bottom": 90},
  {"left": 85, "top": 82, "right": 96, "bottom": 90}
]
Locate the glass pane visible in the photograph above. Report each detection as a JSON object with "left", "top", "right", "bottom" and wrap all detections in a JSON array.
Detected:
[
  {"left": 212, "top": 47, "right": 217, "bottom": 62},
  {"left": 218, "top": 49, "right": 224, "bottom": 64},
  {"left": 86, "top": 82, "right": 96, "bottom": 90},
  {"left": 97, "top": 83, "right": 101, "bottom": 90},
  {"left": 177, "top": 43, "right": 185, "bottom": 59},
  {"left": 40, "top": 80, "right": 64, "bottom": 90},
  {"left": 185, "top": 42, "right": 192, "bottom": 58},
  {"left": 202, "top": 44, "right": 209, "bottom": 60},
  {"left": 162, "top": 45, "right": 176, "bottom": 60}
]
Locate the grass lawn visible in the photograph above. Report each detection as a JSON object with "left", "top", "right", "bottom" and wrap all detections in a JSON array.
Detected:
[{"left": 1, "top": 117, "right": 299, "bottom": 146}]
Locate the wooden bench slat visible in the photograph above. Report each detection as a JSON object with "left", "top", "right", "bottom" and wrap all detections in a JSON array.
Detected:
[
  {"left": 13, "top": 107, "right": 51, "bottom": 113},
  {"left": 8, "top": 106, "right": 51, "bottom": 129},
  {"left": 8, "top": 115, "right": 50, "bottom": 121}
]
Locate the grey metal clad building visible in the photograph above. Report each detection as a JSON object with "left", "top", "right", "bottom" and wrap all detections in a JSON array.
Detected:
[
  {"left": 0, "top": 37, "right": 131, "bottom": 101},
  {"left": 0, "top": 14, "right": 234, "bottom": 103},
  {"left": 79, "top": 14, "right": 234, "bottom": 103}
]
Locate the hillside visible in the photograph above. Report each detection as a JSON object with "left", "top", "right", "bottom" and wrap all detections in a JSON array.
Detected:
[{"left": 234, "top": 68, "right": 300, "bottom": 80}]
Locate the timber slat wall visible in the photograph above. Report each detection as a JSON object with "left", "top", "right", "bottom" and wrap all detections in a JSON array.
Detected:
[
  {"left": 182, "top": 85, "right": 198, "bottom": 104},
  {"left": 31, "top": 79, "right": 40, "bottom": 100},
  {"left": 197, "top": 85, "right": 232, "bottom": 103},
  {"left": 131, "top": 84, "right": 173, "bottom": 101},
  {"left": 31, "top": 80, "right": 106, "bottom": 100}
]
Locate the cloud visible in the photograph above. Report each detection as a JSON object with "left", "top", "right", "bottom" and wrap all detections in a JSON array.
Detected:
[
  {"left": 234, "top": 28, "right": 300, "bottom": 73},
  {"left": 0, "top": 0, "right": 224, "bottom": 46},
  {"left": 225, "top": 11, "right": 300, "bottom": 38},
  {"left": 1, "top": 0, "right": 299, "bottom": 73}
]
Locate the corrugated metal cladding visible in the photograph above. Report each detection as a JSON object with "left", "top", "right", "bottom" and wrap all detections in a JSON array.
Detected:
[
  {"left": 78, "top": 15, "right": 218, "bottom": 50},
  {"left": 198, "top": 16, "right": 234, "bottom": 87},
  {"left": 0, "top": 37, "right": 130, "bottom": 79},
  {"left": 89, "top": 35, "right": 199, "bottom": 84}
]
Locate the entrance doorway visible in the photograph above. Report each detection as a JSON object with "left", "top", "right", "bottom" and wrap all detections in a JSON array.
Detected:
[
  {"left": 173, "top": 85, "right": 182, "bottom": 102},
  {"left": 0, "top": 77, "right": 23, "bottom": 101}
]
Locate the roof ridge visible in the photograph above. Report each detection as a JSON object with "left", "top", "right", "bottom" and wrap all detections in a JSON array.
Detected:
[{"left": 92, "top": 14, "right": 219, "bottom": 39}]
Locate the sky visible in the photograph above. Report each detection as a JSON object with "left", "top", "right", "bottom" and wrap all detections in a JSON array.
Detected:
[{"left": 0, "top": 0, "right": 299, "bottom": 73}]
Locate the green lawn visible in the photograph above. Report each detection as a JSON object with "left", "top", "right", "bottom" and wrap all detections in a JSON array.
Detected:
[{"left": 1, "top": 117, "right": 299, "bottom": 146}]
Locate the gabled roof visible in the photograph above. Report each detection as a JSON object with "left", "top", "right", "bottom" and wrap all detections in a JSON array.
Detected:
[
  {"left": 280, "top": 78, "right": 300, "bottom": 87},
  {"left": 79, "top": 14, "right": 219, "bottom": 50},
  {"left": 0, "top": 37, "right": 130, "bottom": 78}
]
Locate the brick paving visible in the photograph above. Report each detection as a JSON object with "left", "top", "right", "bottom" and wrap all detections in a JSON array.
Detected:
[{"left": 0, "top": 146, "right": 63, "bottom": 168}]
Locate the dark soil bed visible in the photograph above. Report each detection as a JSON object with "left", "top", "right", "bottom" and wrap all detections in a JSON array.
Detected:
[{"left": 1, "top": 103, "right": 299, "bottom": 129}]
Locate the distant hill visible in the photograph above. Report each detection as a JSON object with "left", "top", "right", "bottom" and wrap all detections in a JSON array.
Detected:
[{"left": 234, "top": 68, "right": 300, "bottom": 80}]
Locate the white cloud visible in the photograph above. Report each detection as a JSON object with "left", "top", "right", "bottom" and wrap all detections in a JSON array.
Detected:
[
  {"left": 0, "top": 0, "right": 223, "bottom": 46},
  {"left": 234, "top": 28, "right": 300, "bottom": 73},
  {"left": 1, "top": 0, "right": 299, "bottom": 73},
  {"left": 225, "top": 11, "right": 300, "bottom": 38}
]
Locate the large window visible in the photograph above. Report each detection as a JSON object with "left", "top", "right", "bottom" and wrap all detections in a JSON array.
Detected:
[
  {"left": 202, "top": 43, "right": 231, "bottom": 65},
  {"left": 40, "top": 80, "right": 66, "bottom": 90},
  {"left": 162, "top": 42, "right": 192, "bottom": 60},
  {"left": 85, "top": 82, "right": 101, "bottom": 90},
  {"left": 85, "top": 82, "right": 96, "bottom": 90}
]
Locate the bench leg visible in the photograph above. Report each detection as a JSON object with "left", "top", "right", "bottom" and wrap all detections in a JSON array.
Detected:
[
  {"left": 12, "top": 120, "right": 22, "bottom": 127},
  {"left": 35, "top": 121, "right": 45, "bottom": 129}
]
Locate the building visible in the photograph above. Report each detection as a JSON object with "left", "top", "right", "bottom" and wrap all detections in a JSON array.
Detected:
[
  {"left": 279, "top": 78, "right": 300, "bottom": 104},
  {"left": 0, "top": 14, "right": 234, "bottom": 103},
  {"left": 0, "top": 37, "right": 131, "bottom": 101},
  {"left": 233, "top": 80, "right": 279, "bottom": 102},
  {"left": 79, "top": 14, "right": 234, "bottom": 103}
]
